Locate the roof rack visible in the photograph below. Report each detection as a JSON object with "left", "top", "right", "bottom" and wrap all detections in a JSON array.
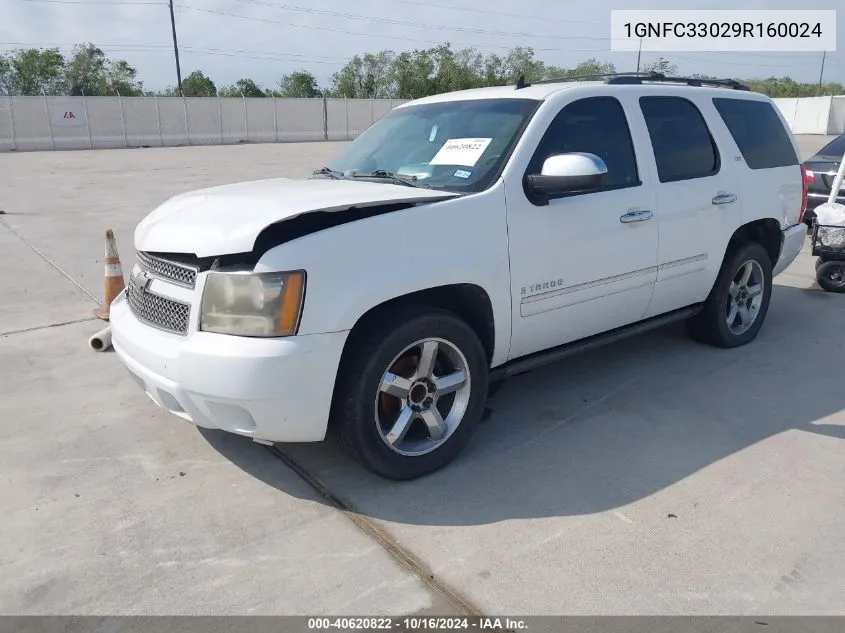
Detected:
[
  {"left": 606, "top": 72, "right": 749, "bottom": 90},
  {"left": 515, "top": 71, "right": 649, "bottom": 89},
  {"left": 514, "top": 71, "right": 749, "bottom": 91}
]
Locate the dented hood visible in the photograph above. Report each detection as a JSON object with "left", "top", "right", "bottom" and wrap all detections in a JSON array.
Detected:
[{"left": 134, "top": 177, "right": 458, "bottom": 257}]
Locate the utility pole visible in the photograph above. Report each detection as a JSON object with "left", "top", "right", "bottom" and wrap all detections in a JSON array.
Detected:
[
  {"left": 816, "top": 50, "right": 826, "bottom": 96},
  {"left": 168, "top": 0, "right": 183, "bottom": 94},
  {"left": 636, "top": 37, "right": 642, "bottom": 73}
]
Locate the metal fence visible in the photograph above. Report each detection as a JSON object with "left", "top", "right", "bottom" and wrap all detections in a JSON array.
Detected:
[{"left": 0, "top": 95, "right": 410, "bottom": 152}]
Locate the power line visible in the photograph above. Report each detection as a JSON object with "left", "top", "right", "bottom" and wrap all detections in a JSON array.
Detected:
[
  {"left": 385, "top": 0, "right": 608, "bottom": 25},
  {"left": 0, "top": 43, "right": 348, "bottom": 63},
  {"left": 183, "top": 46, "right": 347, "bottom": 61},
  {"left": 16, "top": 0, "right": 165, "bottom": 4},
  {"left": 230, "top": 0, "right": 609, "bottom": 41},
  {"left": 0, "top": 41, "right": 357, "bottom": 60},
  {"left": 177, "top": 4, "right": 610, "bottom": 47},
  {"left": 181, "top": 49, "right": 344, "bottom": 65}
]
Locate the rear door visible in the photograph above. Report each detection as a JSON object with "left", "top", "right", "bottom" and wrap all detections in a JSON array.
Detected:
[
  {"left": 637, "top": 93, "right": 745, "bottom": 318},
  {"left": 711, "top": 96, "right": 803, "bottom": 228}
]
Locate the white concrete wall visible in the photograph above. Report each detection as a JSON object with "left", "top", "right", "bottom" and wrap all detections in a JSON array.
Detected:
[
  {"left": 0, "top": 96, "right": 409, "bottom": 152},
  {"left": 2, "top": 94, "right": 842, "bottom": 152},
  {"left": 773, "top": 95, "right": 845, "bottom": 135},
  {"left": 829, "top": 97, "right": 845, "bottom": 138}
]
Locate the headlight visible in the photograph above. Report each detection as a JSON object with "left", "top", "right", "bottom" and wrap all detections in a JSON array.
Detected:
[{"left": 200, "top": 270, "right": 305, "bottom": 337}]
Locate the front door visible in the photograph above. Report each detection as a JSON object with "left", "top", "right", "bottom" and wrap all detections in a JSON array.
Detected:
[{"left": 505, "top": 95, "right": 660, "bottom": 360}]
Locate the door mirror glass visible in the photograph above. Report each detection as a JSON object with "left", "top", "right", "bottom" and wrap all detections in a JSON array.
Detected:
[{"left": 526, "top": 152, "right": 609, "bottom": 201}]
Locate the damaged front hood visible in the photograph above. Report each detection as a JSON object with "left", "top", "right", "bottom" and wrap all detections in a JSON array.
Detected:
[{"left": 135, "top": 177, "right": 458, "bottom": 257}]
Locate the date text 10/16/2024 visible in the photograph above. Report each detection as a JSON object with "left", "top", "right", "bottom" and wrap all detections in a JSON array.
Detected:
[{"left": 307, "top": 617, "right": 529, "bottom": 631}]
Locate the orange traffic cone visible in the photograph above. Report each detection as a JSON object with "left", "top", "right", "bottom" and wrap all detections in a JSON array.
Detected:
[{"left": 94, "top": 229, "right": 125, "bottom": 321}]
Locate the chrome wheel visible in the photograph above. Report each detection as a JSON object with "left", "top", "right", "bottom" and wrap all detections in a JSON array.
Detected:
[
  {"left": 374, "top": 337, "right": 471, "bottom": 457},
  {"left": 726, "top": 259, "right": 765, "bottom": 335}
]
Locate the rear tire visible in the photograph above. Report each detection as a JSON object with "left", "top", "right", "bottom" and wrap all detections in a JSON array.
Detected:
[
  {"left": 330, "top": 306, "right": 489, "bottom": 480},
  {"left": 816, "top": 260, "right": 845, "bottom": 293},
  {"left": 687, "top": 241, "right": 773, "bottom": 348}
]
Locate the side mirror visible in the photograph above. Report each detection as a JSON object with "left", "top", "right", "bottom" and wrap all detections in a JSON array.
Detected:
[{"left": 525, "top": 152, "right": 608, "bottom": 203}]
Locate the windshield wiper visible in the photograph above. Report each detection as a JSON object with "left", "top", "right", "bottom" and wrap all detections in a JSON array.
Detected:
[
  {"left": 349, "top": 170, "right": 428, "bottom": 188},
  {"left": 312, "top": 166, "right": 347, "bottom": 180}
]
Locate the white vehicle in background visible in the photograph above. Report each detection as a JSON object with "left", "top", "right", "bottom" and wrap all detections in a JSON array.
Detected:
[{"left": 110, "top": 72, "right": 808, "bottom": 480}]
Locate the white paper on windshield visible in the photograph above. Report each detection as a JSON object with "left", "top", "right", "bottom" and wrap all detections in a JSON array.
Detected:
[{"left": 429, "top": 138, "right": 492, "bottom": 167}]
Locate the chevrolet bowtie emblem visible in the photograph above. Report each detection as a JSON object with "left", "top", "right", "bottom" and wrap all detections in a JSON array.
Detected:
[{"left": 133, "top": 268, "right": 153, "bottom": 291}]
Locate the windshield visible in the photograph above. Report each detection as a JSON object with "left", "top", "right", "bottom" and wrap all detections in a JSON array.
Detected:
[
  {"left": 817, "top": 134, "right": 845, "bottom": 159},
  {"left": 327, "top": 98, "right": 539, "bottom": 193}
]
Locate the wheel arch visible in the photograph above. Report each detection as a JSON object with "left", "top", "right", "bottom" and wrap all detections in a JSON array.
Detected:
[
  {"left": 727, "top": 218, "right": 782, "bottom": 266},
  {"left": 338, "top": 283, "right": 497, "bottom": 369}
]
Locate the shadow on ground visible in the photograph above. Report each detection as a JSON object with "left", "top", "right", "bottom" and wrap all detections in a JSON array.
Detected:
[{"left": 200, "top": 283, "right": 845, "bottom": 526}]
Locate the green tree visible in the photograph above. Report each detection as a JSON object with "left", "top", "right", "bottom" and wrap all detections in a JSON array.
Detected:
[
  {"left": 0, "top": 56, "right": 11, "bottom": 95},
  {"left": 503, "top": 47, "right": 546, "bottom": 83},
  {"left": 278, "top": 71, "right": 321, "bottom": 98},
  {"left": 65, "top": 43, "right": 106, "bottom": 95},
  {"left": 219, "top": 78, "right": 266, "bottom": 97},
  {"left": 176, "top": 70, "right": 217, "bottom": 97},
  {"left": 106, "top": 59, "right": 143, "bottom": 96},
  {"left": 330, "top": 50, "right": 396, "bottom": 98},
  {"left": 566, "top": 58, "right": 616, "bottom": 77},
  {"left": 62, "top": 43, "right": 142, "bottom": 96},
  {"left": 391, "top": 49, "right": 436, "bottom": 99},
  {"left": 481, "top": 53, "right": 506, "bottom": 86},
  {"left": 0, "top": 48, "right": 66, "bottom": 95},
  {"left": 432, "top": 44, "right": 485, "bottom": 93},
  {"left": 641, "top": 57, "right": 677, "bottom": 76}
]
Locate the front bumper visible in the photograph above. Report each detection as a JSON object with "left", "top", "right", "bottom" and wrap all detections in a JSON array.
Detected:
[
  {"left": 110, "top": 291, "right": 349, "bottom": 443},
  {"left": 772, "top": 223, "right": 807, "bottom": 278}
]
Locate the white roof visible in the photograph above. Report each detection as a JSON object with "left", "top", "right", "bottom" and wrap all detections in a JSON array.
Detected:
[
  {"left": 395, "top": 79, "right": 765, "bottom": 107},
  {"left": 396, "top": 81, "right": 605, "bottom": 106}
]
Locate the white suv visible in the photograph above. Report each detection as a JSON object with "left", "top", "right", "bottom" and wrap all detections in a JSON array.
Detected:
[{"left": 110, "top": 74, "right": 808, "bottom": 480}]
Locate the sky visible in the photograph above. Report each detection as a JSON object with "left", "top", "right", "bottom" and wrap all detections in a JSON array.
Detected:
[{"left": 1, "top": 0, "right": 842, "bottom": 93}]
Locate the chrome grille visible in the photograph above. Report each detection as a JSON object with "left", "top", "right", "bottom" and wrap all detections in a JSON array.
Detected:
[
  {"left": 136, "top": 251, "right": 198, "bottom": 288},
  {"left": 126, "top": 275, "right": 191, "bottom": 335}
]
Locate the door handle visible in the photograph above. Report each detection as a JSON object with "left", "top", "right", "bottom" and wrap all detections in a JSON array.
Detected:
[
  {"left": 712, "top": 192, "right": 737, "bottom": 205},
  {"left": 620, "top": 209, "right": 653, "bottom": 223}
]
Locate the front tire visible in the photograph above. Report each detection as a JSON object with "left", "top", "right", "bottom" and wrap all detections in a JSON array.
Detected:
[
  {"left": 687, "top": 241, "right": 773, "bottom": 348},
  {"left": 331, "top": 306, "right": 489, "bottom": 480}
]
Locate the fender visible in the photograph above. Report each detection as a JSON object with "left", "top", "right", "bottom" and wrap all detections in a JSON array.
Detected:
[{"left": 255, "top": 183, "right": 514, "bottom": 368}]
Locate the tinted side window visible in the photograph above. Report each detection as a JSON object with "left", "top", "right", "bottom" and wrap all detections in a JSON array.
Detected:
[
  {"left": 640, "top": 97, "right": 719, "bottom": 183},
  {"left": 527, "top": 97, "right": 639, "bottom": 190},
  {"left": 713, "top": 98, "right": 798, "bottom": 169}
]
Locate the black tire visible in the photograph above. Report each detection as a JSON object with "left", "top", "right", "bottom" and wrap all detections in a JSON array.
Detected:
[
  {"left": 816, "top": 260, "right": 845, "bottom": 293},
  {"left": 330, "top": 305, "right": 489, "bottom": 480},
  {"left": 687, "top": 241, "right": 773, "bottom": 348},
  {"left": 815, "top": 256, "right": 832, "bottom": 272}
]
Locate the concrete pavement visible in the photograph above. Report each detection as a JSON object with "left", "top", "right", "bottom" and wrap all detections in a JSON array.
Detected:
[{"left": 1, "top": 137, "right": 843, "bottom": 616}]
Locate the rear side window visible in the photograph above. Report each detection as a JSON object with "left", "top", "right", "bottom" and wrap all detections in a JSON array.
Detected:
[
  {"left": 640, "top": 96, "right": 720, "bottom": 183},
  {"left": 712, "top": 98, "right": 798, "bottom": 169}
]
